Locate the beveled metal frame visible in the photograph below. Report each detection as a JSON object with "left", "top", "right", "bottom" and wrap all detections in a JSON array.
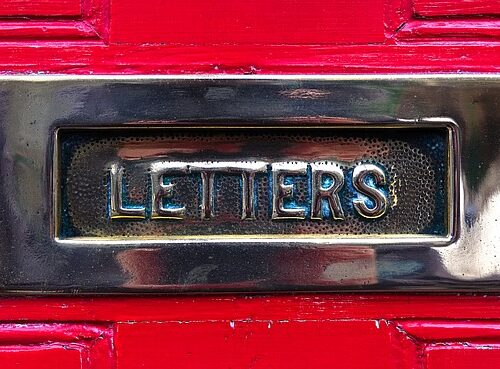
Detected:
[
  {"left": 52, "top": 119, "right": 459, "bottom": 246},
  {"left": 0, "top": 75, "right": 498, "bottom": 293}
]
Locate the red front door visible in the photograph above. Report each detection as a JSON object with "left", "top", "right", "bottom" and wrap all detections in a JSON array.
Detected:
[{"left": 0, "top": 0, "right": 499, "bottom": 368}]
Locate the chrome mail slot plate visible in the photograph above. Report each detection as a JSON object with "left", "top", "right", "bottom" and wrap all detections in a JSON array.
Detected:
[
  {"left": 0, "top": 75, "right": 499, "bottom": 293},
  {"left": 56, "top": 126, "right": 455, "bottom": 244}
]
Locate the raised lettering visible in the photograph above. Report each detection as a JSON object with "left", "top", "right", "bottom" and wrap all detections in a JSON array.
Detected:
[
  {"left": 109, "top": 163, "right": 146, "bottom": 219},
  {"left": 271, "top": 161, "right": 308, "bottom": 219},
  {"left": 310, "top": 161, "right": 345, "bottom": 220},
  {"left": 352, "top": 164, "right": 388, "bottom": 219},
  {"left": 150, "top": 161, "right": 188, "bottom": 220},
  {"left": 190, "top": 161, "right": 268, "bottom": 220},
  {"left": 238, "top": 162, "right": 268, "bottom": 220}
]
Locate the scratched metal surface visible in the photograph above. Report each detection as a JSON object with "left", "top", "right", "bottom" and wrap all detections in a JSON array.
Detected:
[{"left": 0, "top": 75, "right": 498, "bottom": 293}]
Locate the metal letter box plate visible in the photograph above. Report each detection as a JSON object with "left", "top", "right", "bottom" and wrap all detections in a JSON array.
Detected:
[{"left": 0, "top": 75, "right": 498, "bottom": 293}]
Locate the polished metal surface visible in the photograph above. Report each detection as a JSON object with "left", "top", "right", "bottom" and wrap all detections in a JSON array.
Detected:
[{"left": 0, "top": 75, "right": 499, "bottom": 293}]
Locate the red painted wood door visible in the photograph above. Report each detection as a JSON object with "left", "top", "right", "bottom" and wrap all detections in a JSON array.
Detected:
[{"left": 0, "top": 0, "right": 499, "bottom": 368}]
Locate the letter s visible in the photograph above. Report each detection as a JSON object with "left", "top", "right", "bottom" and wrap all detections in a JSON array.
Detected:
[{"left": 352, "top": 164, "right": 388, "bottom": 219}]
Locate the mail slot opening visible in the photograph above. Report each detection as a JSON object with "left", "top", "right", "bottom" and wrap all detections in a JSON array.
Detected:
[{"left": 54, "top": 125, "right": 455, "bottom": 243}]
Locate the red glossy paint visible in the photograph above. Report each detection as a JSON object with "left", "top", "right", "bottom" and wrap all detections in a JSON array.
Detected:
[
  {"left": 0, "top": 347, "right": 82, "bottom": 369},
  {"left": 0, "top": 21, "right": 100, "bottom": 40},
  {"left": 0, "top": 0, "right": 108, "bottom": 42},
  {"left": 397, "top": 19, "right": 500, "bottom": 40},
  {"left": 425, "top": 345, "right": 500, "bottom": 369},
  {"left": 0, "top": 0, "right": 496, "bottom": 73},
  {"left": 0, "top": 0, "right": 499, "bottom": 368},
  {"left": 0, "top": 0, "right": 81, "bottom": 16},
  {"left": 0, "top": 295, "right": 498, "bottom": 321},
  {"left": 413, "top": 0, "right": 500, "bottom": 17},
  {"left": 0, "top": 323, "right": 114, "bottom": 369},
  {"left": 115, "top": 320, "right": 399, "bottom": 369},
  {"left": 0, "top": 44, "right": 499, "bottom": 74},
  {"left": 0, "top": 296, "right": 496, "bottom": 368},
  {"left": 109, "top": 0, "right": 385, "bottom": 44}
]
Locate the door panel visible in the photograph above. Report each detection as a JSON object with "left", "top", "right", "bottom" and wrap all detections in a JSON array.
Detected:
[
  {"left": 0, "top": 324, "right": 114, "bottom": 369},
  {"left": 0, "top": 0, "right": 498, "bottom": 368},
  {"left": 426, "top": 346, "right": 500, "bottom": 369},
  {"left": 0, "top": 297, "right": 499, "bottom": 368},
  {"left": 0, "top": 0, "right": 497, "bottom": 72},
  {"left": 0, "top": 0, "right": 106, "bottom": 40},
  {"left": 116, "top": 320, "right": 500, "bottom": 369},
  {"left": 412, "top": 0, "right": 500, "bottom": 17},
  {"left": 115, "top": 321, "right": 398, "bottom": 369},
  {"left": 0, "top": 0, "right": 81, "bottom": 16},
  {"left": 109, "top": 0, "right": 385, "bottom": 44}
]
